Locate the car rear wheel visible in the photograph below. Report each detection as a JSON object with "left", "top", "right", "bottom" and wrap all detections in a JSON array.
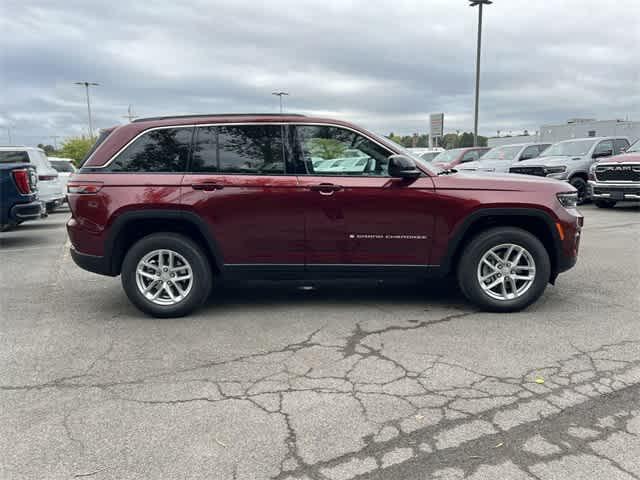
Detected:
[
  {"left": 457, "top": 227, "right": 551, "bottom": 312},
  {"left": 569, "top": 177, "right": 588, "bottom": 205},
  {"left": 121, "top": 233, "right": 212, "bottom": 317},
  {"left": 594, "top": 199, "right": 617, "bottom": 208}
]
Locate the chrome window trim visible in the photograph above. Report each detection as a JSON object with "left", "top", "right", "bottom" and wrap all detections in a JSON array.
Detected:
[{"left": 88, "top": 121, "right": 435, "bottom": 176}]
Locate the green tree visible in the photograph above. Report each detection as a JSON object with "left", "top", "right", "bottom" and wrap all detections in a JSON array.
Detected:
[
  {"left": 58, "top": 136, "right": 95, "bottom": 166},
  {"left": 309, "top": 138, "right": 346, "bottom": 159},
  {"left": 37, "top": 144, "right": 57, "bottom": 156}
]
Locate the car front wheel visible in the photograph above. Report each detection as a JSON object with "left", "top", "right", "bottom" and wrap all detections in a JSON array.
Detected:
[
  {"left": 121, "top": 233, "right": 212, "bottom": 317},
  {"left": 569, "top": 177, "right": 588, "bottom": 205},
  {"left": 457, "top": 227, "right": 551, "bottom": 312}
]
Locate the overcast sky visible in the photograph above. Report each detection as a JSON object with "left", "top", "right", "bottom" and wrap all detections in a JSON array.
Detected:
[{"left": 1, "top": 0, "right": 639, "bottom": 145}]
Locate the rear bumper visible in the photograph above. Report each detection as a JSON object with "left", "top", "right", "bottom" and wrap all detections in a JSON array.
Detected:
[
  {"left": 588, "top": 181, "right": 640, "bottom": 201},
  {"left": 10, "top": 200, "right": 42, "bottom": 222},
  {"left": 70, "top": 246, "right": 116, "bottom": 276}
]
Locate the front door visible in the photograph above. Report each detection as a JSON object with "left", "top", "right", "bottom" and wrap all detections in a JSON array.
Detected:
[
  {"left": 181, "top": 124, "right": 305, "bottom": 268},
  {"left": 293, "top": 125, "right": 436, "bottom": 270}
]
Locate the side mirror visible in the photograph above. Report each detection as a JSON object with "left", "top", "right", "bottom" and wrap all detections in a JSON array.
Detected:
[
  {"left": 593, "top": 149, "right": 613, "bottom": 158},
  {"left": 388, "top": 155, "right": 421, "bottom": 179}
]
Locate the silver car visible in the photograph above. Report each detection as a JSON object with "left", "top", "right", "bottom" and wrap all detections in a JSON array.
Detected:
[
  {"left": 457, "top": 143, "right": 551, "bottom": 173},
  {"left": 509, "top": 137, "right": 630, "bottom": 204}
]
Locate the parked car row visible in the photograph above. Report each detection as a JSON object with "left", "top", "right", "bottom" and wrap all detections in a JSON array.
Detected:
[
  {"left": 0, "top": 147, "right": 73, "bottom": 230},
  {"left": 419, "top": 136, "right": 637, "bottom": 206}
]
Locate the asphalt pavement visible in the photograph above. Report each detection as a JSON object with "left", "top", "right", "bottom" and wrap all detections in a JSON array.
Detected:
[{"left": 1, "top": 204, "right": 639, "bottom": 480}]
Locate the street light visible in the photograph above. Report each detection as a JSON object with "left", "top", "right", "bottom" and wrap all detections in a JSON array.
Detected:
[
  {"left": 74, "top": 81, "right": 99, "bottom": 138},
  {"left": 469, "top": 0, "right": 492, "bottom": 146},
  {"left": 272, "top": 91, "right": 289, "bottom": 113}
]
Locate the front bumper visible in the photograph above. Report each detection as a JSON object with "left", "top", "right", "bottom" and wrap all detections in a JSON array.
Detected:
[{"left": 588, "top": 181, "right": 640, "bottom": 201}]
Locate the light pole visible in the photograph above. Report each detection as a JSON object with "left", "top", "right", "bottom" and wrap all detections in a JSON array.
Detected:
[
  {"left": 272, "top": 91, "right": 289, "bottom": 113},
  {"left": 74, "top": 81, "right": 99, "bottom": 138},
  {"left": 469, "top": 0, "right": 492, "bottom": 146},
  {"left": 122, "top": 104, "right": 138, "bottom": 122}
]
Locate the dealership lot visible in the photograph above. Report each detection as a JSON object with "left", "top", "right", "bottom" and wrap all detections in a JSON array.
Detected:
[{"left": 1, "top": 205, "right": 639, "bottom": 479}]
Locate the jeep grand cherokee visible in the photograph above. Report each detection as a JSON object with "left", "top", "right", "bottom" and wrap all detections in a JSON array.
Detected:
[{"left": 67, "top": 114, "right": 583, "bottom": 317}]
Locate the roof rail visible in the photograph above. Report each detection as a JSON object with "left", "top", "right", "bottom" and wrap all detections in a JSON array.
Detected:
[{"left": 132, "top": 113, "right": 307, "bottom": 123}]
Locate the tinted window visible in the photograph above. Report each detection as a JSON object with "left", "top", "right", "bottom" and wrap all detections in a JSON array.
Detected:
[
  {"left": 614, "top": 139, "right": 630, "bottom": 154},
  {"left": 296, "top": 125, "right": 392, "bottom": 176},
  {"left": 0, "top": 151, "right": 29, "bottom": 163},
  {"left": 109, "top": 128, "right": 192, "bottom": 172},
  {"left": 191, "top": 125, "right": 285, "bottom": 174},
  {"left": 50, "top": 161, "right": 75, "bottom": 172},
  {"left": 594, "top": 140, "right": 614, "bottom": 156},
  {"left": 520, "top": 146, "right": 540, "bottom": 160},
  {"left": 461, "top": 150, "right": 480, "bottom": 162}
]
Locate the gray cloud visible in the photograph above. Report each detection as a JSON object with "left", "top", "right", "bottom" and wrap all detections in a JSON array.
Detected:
[{"left": 1, "top": 0, "right": 639, "bottom": 145}]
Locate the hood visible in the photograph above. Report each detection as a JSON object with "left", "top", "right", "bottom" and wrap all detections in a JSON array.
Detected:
[
  {"left": 434, "top": 171, "right": 574, "bottom": 193},
  {"left": 517, "top": 155, "right": 580, "bottom": 167},
  {"left": 595, "top": 152, "right": 640, "bottom": 164},
  {"left": 457, "top": 159, "right": 511, "bottom": 171}
]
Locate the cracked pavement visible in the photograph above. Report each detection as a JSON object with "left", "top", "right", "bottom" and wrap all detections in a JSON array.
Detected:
[{"left": 1, "top": 204, "right": 639, "bottom": 479}]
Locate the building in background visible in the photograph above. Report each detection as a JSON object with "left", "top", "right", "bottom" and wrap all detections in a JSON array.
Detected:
[{"left": 488, "top": 118, "right": 640, "bottom": 148}]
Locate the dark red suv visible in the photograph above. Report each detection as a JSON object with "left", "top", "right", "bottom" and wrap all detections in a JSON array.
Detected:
[{"left": 67, "top": 114, "right": 583, "bottom": 317}]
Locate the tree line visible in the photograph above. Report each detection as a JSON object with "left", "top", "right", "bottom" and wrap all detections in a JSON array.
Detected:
[{"left": 387, "top": 132, "right": 488, "bottom": 149}]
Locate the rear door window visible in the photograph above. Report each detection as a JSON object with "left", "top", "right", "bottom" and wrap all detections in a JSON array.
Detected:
[
  {"left": 0, "top": 151, "right": 29, "bottom": 163},
  {"left": 108, "top": 128, "right": 192, "bottom": 172},
  {"left": 191, "top": 124, "right": 286, "bottom": 174}
]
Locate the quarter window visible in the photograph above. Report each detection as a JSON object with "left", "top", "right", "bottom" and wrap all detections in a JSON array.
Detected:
[
  {"left": 191, "top": 125, "right": 286, "bottom": 174},
  {"left": 296, "top": 125, "right": 391, "bottom": 176},
  {"left": 109, "top": 128, "right": 192, "bottom": 172}
]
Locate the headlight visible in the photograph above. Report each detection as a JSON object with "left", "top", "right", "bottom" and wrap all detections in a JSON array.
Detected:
[
  {"left": 557, "top": 192, "right": 578, "bottom": 208},
  {"left": 544, "top": 166, "right": 566, "bottom": 174}
]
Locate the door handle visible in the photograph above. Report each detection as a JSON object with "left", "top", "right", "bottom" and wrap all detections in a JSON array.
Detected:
[
  {"left": 192, "top": 183, "right": 224, "bottom": 191},
  {"left": 309, "top": 183, "right": 343, "bottom": 195}
]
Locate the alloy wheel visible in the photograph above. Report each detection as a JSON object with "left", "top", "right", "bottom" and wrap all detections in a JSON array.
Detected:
[
  {"left": 135, "top": 249, "right": 193, "bottom": 306},
  {"left": 476, "top": 243, "right": 536, "bottom": 301}
]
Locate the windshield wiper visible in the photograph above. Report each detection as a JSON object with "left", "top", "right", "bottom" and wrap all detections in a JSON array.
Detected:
[{"left": 437, "top": 168, "right": 458, "bottom": 175}]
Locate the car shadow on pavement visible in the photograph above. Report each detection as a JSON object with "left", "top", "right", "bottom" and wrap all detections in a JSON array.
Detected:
[
  {"left": 0, "top": 234, "right": 54, "bottom": 249},
  {"left": 206, "top": 278, "right": 466, "bottom": 310}
]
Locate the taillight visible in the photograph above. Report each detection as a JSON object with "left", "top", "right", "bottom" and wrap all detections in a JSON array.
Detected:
[
  {"left": 12, "top": 169, "right": 32, "bottom": 194},
  {"left": 67, "top": 181, "right": 103, "bottom": 194},
  {"left": 38, "top": 173, "right": 58, "bottom": 181}
]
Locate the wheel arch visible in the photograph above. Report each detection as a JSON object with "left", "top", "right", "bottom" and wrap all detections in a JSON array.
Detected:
[
  {"left": 105, "top": 209, "right": 223, "bottom": 276},
  {"left": 443, "top": 208, "right": 562, "bottom": 283}
]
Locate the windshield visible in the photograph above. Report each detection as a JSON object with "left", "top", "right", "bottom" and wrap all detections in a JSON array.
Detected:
[
  {"left": 372, "top": 133, "right": 440, "bottom": 172},
  {"left": 540, "top": 139, "right": 596, "bottom": 157},
  {"left": 420, "top": 151, "right": 440, "bottom": 162},
  {"left": 432, "top": 149, "right": 464, "bottom": 163},
  {"left": 481, "top": 145, "right": 522, "bottom": 161},
  {"left": 626, "top": 139, "right": 640, "bottom": 153}
]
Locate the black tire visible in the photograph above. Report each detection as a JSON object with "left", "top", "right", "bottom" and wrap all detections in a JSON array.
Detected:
[
  {"left": 45, "top": 202, "right": 57, "bottom": 213},
  {"left": 569, "top": 177, "right": 588, "bottom": 205},
  {"left": 457, "top": 227, "right": 551, "bottom": 312},
  {"left": 121, "top": 233, "right": 212, "bottom": 318},
  {"left": 594, "top": 199, "right": 617, "bottom": 209}
]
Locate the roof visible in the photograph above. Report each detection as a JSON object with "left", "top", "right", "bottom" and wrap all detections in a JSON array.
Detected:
[
  {"left": 0, "top": 146, "right": 44, "bottom": 152},
  {"left": 132, "top": 113, "right": 307, "bottom": 123},
  {"left": 554, "top": 136, "right": 629, "bottom": 142}
]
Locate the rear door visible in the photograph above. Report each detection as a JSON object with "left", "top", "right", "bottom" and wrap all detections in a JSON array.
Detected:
[
  {"left": 181, "top": 124, "right": 305, "bottom": 267},
  {"left": 293, "top": 124, "right": 435, "bottom": 269}
]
